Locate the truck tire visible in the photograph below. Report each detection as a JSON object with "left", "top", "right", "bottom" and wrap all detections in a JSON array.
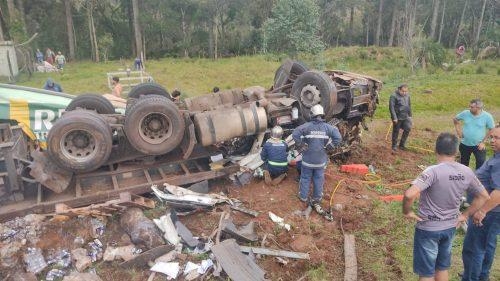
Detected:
[
  {"left": 273, "top": 60, "right": 309, "bottom": 91},
  {"left": 66, "top": 94, "right": 115, "bottom": 114},
  {"left": 47, "top": 110, "right": 112, "bottom": 173},
  {"left": 291, "top": 71, "right": 337, "bottom": 121},
  {"left": 128, "top": 83, "right": 171, "bottom": 99},
  {"left": 124, "top": 96, "right": 185, "bottom": 155}
]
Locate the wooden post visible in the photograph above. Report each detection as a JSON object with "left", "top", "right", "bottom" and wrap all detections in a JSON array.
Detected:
[{"left": 344, "top": 234, "right": 357, "bottom": 281}]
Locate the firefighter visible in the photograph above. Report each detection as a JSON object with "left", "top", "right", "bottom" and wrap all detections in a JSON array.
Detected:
[
  {"left": 260, "top": 126, "right": 289, "bottom": 186},
  {"left": 292, "top": 104, "right": 342, "bottom": 214}
]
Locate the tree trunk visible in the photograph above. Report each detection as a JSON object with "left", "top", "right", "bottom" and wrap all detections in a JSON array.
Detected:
[
  {"left": 430, "top": 0, "right": 440, "bottom": 40},
  {"left": 438, "top": 0, "right": 446, "bottom": 44},
  {"left": 6, "top": 0, "right": 16, "bottom": 23},
  {"left": 132, "top": 0, "right": 143, "bottom": 58},
  {"left": 347, "top": 5, "right": 354, "bottom": 46},
  {"left": 214, "top": 16, "right": 218, "bottom": 59},
  {"left": 375, "top": 0, "right": 384, "bottom": 46},
  {"left": 91, "top": 9, "right": 99, "bottom": 62},
  {"left": 0, "top": 17, "right": 4, "bottom": 41},
  {"left": 365, "top": 16, "right": 370, "bottom": 46},
  {"left": 127, "top": 2, "right": 135, "bottom": 56},
  {"left": 388, "top": 6, "right": 396, "bottom": 46},
  {"left": 453, "top": 0, "right": 467, "bottom": 48},
  {"left": 180, "top": 7, "right": 188, "bottom": 58},
  {"left": 15, "top": 0, "right": 27, "bottom": 32},
  {"left": 65, "top": 0, "right": 75, "bottom": 60},
  {"left": 473, "top": 0, "right": 487, "bottom": 49}
]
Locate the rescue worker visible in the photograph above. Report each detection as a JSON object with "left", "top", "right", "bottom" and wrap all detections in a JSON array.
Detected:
[
  {"left": 260, "top": 126, "right": 288, "bottom": 186},
  {"left": 292, "top": 104, "right": 342, "bottom": 214}
]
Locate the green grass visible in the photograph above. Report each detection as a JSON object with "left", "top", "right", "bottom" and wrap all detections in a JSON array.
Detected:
[{"left": 4, "top": 47, "right": 500, "bottom": 280}]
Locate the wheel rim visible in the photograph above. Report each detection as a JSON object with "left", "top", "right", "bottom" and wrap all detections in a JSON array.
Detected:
[
  {"left": 60, "top": 129, "right": 98, "bottom": 162},
  {"left": 300, "top": 84, "right": 321, "bottom": 108},
  {"left": 139, "top": 112, "right": 172, "bottom": 144}
]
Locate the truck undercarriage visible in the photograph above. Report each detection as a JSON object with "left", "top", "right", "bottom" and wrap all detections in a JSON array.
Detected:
[{"left": 0, "top": 61, "right": 382, "bottom": 220}]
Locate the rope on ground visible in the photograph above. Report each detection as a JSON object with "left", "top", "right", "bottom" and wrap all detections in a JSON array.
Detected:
[
  {"left": 326, "top": 171, "right": 413, "bottom": 208},
  {"left": 385, "top": 122, "right": 434, "bottom": 153}
]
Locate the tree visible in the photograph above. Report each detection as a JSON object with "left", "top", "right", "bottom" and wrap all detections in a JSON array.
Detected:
[
  {"left": 65, "top": 0, "right": 75, "bottom": 60},
  {"left": 429, "top": 0, "right": 440, "bottom": 40},
  {"left": 263, "top": 0, "right": 324, "bottom": 56},
  {"left": 375, "top": 0, "right": 384, "bottom": 46},
  {"left": 131, "top": 0, "right": 142, "bottom": 58}
]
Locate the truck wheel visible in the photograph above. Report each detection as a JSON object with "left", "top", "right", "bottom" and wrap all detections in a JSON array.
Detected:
[
  {"left": 124, "top": 96, "right": 185, "bottom": 155},
  {"left": 128, "top": 83, "right": 171, "bottom": 99},
  {"left": 66, "top": 94, "right": 115, "bottom": 114},
  {"left": 47, "top": 110, "right": 112, "bottom": 173},
  {"left": 273, "top": 60, "right": 309, "bottom": 91},
  {"left": 291, "top": 71, "right": 337, "bottom": 120}
]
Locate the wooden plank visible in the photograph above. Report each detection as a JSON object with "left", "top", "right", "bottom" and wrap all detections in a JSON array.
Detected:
[
  {"left": 344, "top": 234, "right": 357, "bottom": 281},
  {"left": 143, "top": 170, "right": 153, "bottom": 184},
  {"left": 111, "top": 174, "right": 119, "bottom": 190},
  {"left": 0, "top": 164, "right": 239, "bottom": 221},
  {"left": 239, "top": 246, "right": 309, "bottom": 260},
  {"left": 230, "top": 205, "right": 259, "bottom": 217}
]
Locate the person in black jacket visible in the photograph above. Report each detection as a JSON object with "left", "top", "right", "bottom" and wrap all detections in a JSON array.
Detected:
[{"left": 389, "top": 84, "right": 412, "bottom": 151}]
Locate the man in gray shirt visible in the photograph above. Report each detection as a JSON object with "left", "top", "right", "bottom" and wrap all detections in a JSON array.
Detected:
[
  {"left": 403, "top": 132, "right": 489, "bottom": 281},
  {"left": 389, "top": 84, "right": 412, "bottom": 151}
]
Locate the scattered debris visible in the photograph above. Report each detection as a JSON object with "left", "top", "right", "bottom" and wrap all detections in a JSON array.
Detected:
[
  {"left": 275, "top": 257, "right": 289, "bottom": 265},
  {"left": 230, "top": 203, "right": 260, "bottom": 217},
  {"left": 90, "top": 218, "right": 106, "bottom": 238},
  {"left": 153, "top": 213, "right": 181, "bottom": 246},
  {"left": 103, "top": 244, "right": 136, "bottom": 262},
  {"left": 62, "top": 272, "right": 103, "bottom": 281},
  {"left": 344, "top": 234, "right": 357, "bottom": 281},
  {"left": 187, "top": 180, "right": 209, "bottom": 194},
  {"left": 152, "top": 183, "right": 229, "bottom": 209},
  {"left": 150, "top": 262, "right": 180, "bottom": 279},
  {"left": 45, "top": 268, "right": 66, "bottom": 280},
  {"left": 70, "top": 248, "right": 91, "bottom": 272},
  {"left": 0, "top": 241, "right": 22, "bottom": 267},
  {"left": 154, "top": 244, "right": 183, "bottom": 264},
  {"left": 222, "top": 218, "right": 259, "bottom": 242},
  {"left": 120, "top": 244, "right": 174, "bottom": 268},
  {"left": 239, "top": 246, "right": 310, "bottom": 260},
  {"left": 268, "top": 212, "right": 291, "bottom": 231},
  {"left": 23, "top": 247, "right": 47, "bottom": 274},
  {"left": 54, "top": 193, "right": 154, "bottom": 217},
  {"left": 121, "top": 207, "right": 164, "bottom": 249},
  {"left": 211, "top": 239, "right": 266, "bottom": 281},
  {"left": 46, "top": 249, "right": 71, "bottom": 268}
]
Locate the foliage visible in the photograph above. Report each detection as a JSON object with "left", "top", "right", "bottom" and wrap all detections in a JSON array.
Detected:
[
  {"left": 413, "top": 38, "right": 448, "bottom": 68},
  {"left": 262, "top": 0, "right": 325, "bottom": 56}
]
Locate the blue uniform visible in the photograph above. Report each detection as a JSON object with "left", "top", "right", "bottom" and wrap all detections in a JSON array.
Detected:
[
  {"left": 260, "top": 139, "right": 288, "bottom": 178},
  {"left": 462, "top": 152, "right": 500, "bottom": 281},
  {"left": 292, "top": 118, "right": 342, "bottom": 202}
]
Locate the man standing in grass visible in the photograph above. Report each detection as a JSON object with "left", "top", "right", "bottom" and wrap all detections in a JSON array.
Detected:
[
  {"left": 462, "top": 126, "right": 500, "bottom": 281},
  {"left": 403, "top": 132, "right": 489, "bottom": 281},
  {"left": 453, "top": 99, "right": 495, "bottom": 170},
  {"left": 389, "top": 84, "right": 412, "bottom": 152}
]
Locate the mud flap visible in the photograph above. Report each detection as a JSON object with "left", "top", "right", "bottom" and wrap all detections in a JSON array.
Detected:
[{"left": 29, "top": 150, "right": 73, "bottom": 193}]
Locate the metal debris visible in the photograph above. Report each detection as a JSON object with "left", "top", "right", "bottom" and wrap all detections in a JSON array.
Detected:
[{"left": 211, "top": 239, "right": 266, "bottom": 281}]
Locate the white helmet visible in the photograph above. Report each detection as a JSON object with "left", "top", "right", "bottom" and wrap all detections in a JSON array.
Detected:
[
  {"left": 310, "top": 104, "right": 324, "bottom": 117},
  {"left": 271, "top": 126, "right": 284, "bottom": 139}
]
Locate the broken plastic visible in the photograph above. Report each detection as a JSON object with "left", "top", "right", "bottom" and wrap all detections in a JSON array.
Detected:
[
  {"left": 268, "top": 212, "right": 291, "bottom": 231},
  {"left": 46, "top": 268, "right": 66, "bottom": 280},
  {"left": 150, "top": 262, "right": 180, "bottom": 279},
  {"left": 24, "top": 247, "right": 47, "bottom": 274}
]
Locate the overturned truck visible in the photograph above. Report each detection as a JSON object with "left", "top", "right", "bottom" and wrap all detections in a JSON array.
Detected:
[{"left": 0, "top": 61, "right": 382, "bottom": 219}]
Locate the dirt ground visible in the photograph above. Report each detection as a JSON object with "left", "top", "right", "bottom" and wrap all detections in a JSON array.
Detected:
[{"left": 0, "top": 120, "right": 440, "bottom": 281}]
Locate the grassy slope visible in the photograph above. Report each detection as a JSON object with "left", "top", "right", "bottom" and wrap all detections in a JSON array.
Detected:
[{"left": 11, "top": 48, "right": 500, "bottom": 280}]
